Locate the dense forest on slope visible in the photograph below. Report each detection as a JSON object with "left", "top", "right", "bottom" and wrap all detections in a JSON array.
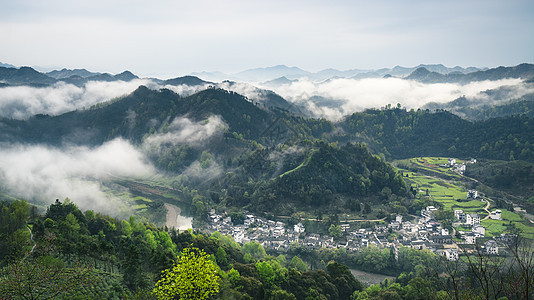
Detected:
[
  {"left": 0, "top": 199, "right": 366, "bottom": 299},
  {"left": 338, "top": 108, "right": 534, "bottom": 162},
  {"left": 465, "top": 160, "right": 534, "bottom": 213},
  {"left": 2, "top": 198, "right": 533, "bottom": 299},
  {"left": 228, "top": 142, "right": 409, "bottom": 215},
  {"left": 406, "top": 63, "right": 534, "bottom": 83},
  {"left": 2, "top": 85, "right": 534, "bottom": 217}
]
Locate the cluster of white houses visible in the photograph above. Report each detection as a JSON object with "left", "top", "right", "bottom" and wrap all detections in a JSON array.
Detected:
[
  {"left": 205, "top": 199, "right": 510, "bottom": 261},
  {"left": 442, "top": 158, "right": 477, "bottom": 175}
]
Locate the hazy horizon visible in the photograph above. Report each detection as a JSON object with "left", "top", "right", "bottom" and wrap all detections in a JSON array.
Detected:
[{"left": 1, "top": 0, "right": 533, "bottom": 78}]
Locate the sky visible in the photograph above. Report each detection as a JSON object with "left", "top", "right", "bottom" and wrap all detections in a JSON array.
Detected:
[{"left": 1, "top": 0, "right": 533, "bottom": 78}]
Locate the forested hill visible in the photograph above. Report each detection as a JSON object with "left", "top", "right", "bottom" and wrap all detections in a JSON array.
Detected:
[
  {"left": 0, "top": 86, "right": 274, "bottom": 145},
  {"left": 233, "top": 142, "right": 409, "bottom": 214},
  {"left": 406, "top": 63, "right": 534, "bottom": 83},
  {"left": 338, "top": 108, "right": 534, "bottom": 162},
  {"left": 1, "top": 85, "right": 534, "bottom": 164}
]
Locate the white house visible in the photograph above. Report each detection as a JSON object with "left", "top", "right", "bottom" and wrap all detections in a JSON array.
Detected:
[
  {"left": 445, "top": 249, "right": 459, "bottom": 261},
  {"left": 472, "top": 225, "right": 485, "bottom": 237},
  {"left": 490, "top": 210, "right": 502, "bottom": 220},
  {"left": 467, "top": 190, "right": 479, "bottom": 199},
  {"left": 448, "top": 158, "right": 456, "bottom": 167},
  {"left": 455, "top": 210, "right": 466, "bottom": 222},
  {"left": 485, "top": 240, "right": 499, "bottom": 255},
  {"left": 294, "top": 222, "right": 305, "bottom": 234},
  {"left": 464, "top": 233, "right": 476, "bottom": 244},
  {"left": 466, "top": 213, "right": 480, "bottom": 226}
]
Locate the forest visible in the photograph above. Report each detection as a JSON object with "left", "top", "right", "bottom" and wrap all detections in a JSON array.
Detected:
[{"left": 2, "top": 199, "right": 533, "bottom": 299}]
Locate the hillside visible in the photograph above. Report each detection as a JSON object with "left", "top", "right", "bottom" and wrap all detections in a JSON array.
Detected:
[
  {"left": 406, "top": 63, "right": 534, "bottom": 83},
  {"left": 338, "top": 108, "right": 534, "bottom": 162}
]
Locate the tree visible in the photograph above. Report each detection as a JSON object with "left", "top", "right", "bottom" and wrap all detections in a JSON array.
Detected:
[
  {"left": 289, "top": 256, "right": 308, "bottom": 272},
  {"left": 328, "top": 224, "right": 342, "bottom": 239},
  {"left": 0, "top": 255, "right": 94, "bottom": 299},
  {"left": 152, "top": 247, "right": 219, "bottom": 300}
]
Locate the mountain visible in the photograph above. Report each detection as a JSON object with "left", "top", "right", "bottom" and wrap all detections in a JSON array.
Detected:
[
  {"left": 163, "top": 75, "right": 212, "bottom": 86},
  {"left": 0, "top": 61, "right": 16, "bottom": 68},
  {"left": 46, "top": 68, "right": 100, "bottom": 79},
  {"left": 190, "top": 71, "right": 230, "bottom": 82},
  {"left": 0, "top": 86, "right": 273, "bottom": 145},
  {"left": 0, "top": 66, "right": 142, "bottom": 86},
  {"left": 0, "top": 66, "right": 57, "bottom": 86},
  {"left": 233, "top": 65, "right": 311, "bottom": 82},
  {"left": 407, "top": 63, "right": 534, "bottom": 83},
  {"left": 191, "top": 64, "right": 486, "bottom": 84},
  {"left": 261, "top": 76, "right": 296, "bottom": 87},
  {"left": 113, "top": 70, "right": 138, "bottom": 81},
  {"left": 242, "top": 142, "right": 408, "bottom": 214}
]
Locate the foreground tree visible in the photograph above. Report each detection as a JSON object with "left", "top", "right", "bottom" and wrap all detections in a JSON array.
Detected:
[
  {"left": 152, "top": 247, "right": 219, "bottom": 300},
  {"left": 0, "top": 255, "right": 94, "bottom": 299}
]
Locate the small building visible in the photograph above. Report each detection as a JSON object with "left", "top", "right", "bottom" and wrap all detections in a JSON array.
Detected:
[
  {"left": 448, "top": 158, "right": 456, "bottom": 167},
  {"left": 472, "top": 225, "right": 485, "bottom": 237},
  {"left": 455, "top": 210, "right": 466, "bottom": 222},
  {"left": 485, "top": 240, "right": 499, "bottom": 255},
  {"left": 464, "top": 233, "right": 476, "bottom": 244},
  {"left": 466, "top": 213, "right": 480, "bottom": 226},
  {"left": 429, "top": 235, "right": 453, "bottom": 244},
  {"left": 294, "top": 222, "right": 305, "bottom": 234},
  {"left": 490, "top": 210, "right": 502, "bottom": 220},
  {"left": 445, "top": 249, "right": 459, "bottom": 261},
  {"left": 396, "top": 215, "right": 403, "bottom": 223},
  {"left": 467, "top": 190, "right": 479, "bottom": 200}
]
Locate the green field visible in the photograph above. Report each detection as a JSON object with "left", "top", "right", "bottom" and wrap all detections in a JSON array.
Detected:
[{"left": 396, "top": 157, "right": 534, "bottom": 239}]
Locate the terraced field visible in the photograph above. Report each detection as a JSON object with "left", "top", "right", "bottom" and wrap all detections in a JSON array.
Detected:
[{"left": 395, "top": 157, "right": 534, "bottom": 239}]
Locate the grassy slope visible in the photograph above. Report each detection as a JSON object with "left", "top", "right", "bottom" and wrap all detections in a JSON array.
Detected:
[{"left": 395, "top": 157, "right": 534, "bottom": 239}]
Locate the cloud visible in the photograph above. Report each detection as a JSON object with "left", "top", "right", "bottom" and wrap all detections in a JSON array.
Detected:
[
  {"left": 0, "top": 139, "right": 154, "bottom": 215},
  {"left": 216, "top": 81, "right": 268, "bottom": 102},
  {"left": 259, "top": 77, "right": 529, "bottom": 120},
  {"left": 162, "top": 83, "right": 212, "bottom": 97},
  {"left": 143, "top": 115, "right": 228, "bottom": 151},
  {"left": 0, "top": 79, "right": 157, "bottom": 119}
]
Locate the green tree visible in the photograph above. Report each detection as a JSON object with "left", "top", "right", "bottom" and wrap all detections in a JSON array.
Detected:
[
  {"left": 152, "top": 247, "right": 219, "bottom": 300},
  {"left": 0, "top": 255, "right": 94, "bottom": 299},
  {"left": 255, "top": 261, "right": 276, "bottom": 286},
  {"left": 328, "top": 224, "right": 342, "bottom": 239},
  {"left": 289, "top": 256, "right": 308, "bottom": 271},
  {"left": 242, "top": 241, "right": 266, "bottom": 260}
]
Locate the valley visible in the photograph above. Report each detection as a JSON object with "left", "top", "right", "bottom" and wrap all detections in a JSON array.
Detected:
[{"left": 1, "top": 62, "right": 534, "bottom": 299}]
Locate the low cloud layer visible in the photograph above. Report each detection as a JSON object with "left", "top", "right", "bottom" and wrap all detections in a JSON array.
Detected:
[
  {"left": 0, "top": 139, "right": 154, "bottom": 214},
  {"left": 260, "top": 77, "right": 530, "bottom": 120},
  {"left": 162, "top": 83, "right": 212, "bottom": 97},
  {"left": 143, "top": 115, "right": 227, "bottom": 151},
  {"left": 0, "top": 79, "right": 157, "bottom": 119}
]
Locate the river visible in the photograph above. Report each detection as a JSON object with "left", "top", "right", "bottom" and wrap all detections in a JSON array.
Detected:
[{"left": 164, "top": 203, "right": 193, "bottom": 231}]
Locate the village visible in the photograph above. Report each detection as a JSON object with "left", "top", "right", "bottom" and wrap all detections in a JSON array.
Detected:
[
  {"left": 203, "top": 191, "right": 510, "bottom": 262},
  {"left": 202, "top": 158, "right": 515, "bottom": 262}
]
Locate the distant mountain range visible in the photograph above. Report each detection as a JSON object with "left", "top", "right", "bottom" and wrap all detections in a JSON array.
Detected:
[
  {"left": 191, "top": 64, "right": 489, "bottom": 83},
  {"left": 2, "top": 62, "right": 533, "bottom": 87},
  {"left": 0, "top": 61, "right": 16, "bottom": 68}
]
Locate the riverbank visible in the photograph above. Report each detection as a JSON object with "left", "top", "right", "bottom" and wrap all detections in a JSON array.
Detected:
[{"left": 164, "top": 203, "right": 192, "bottom": 231}]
